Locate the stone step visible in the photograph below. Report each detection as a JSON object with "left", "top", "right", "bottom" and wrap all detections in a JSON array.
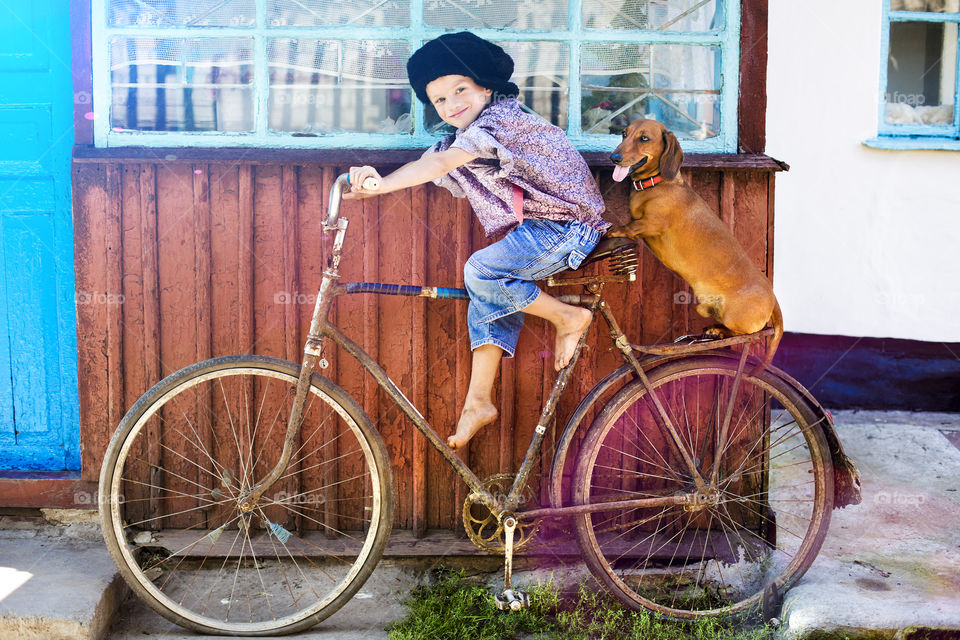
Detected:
[{"left": 0, "top": 537, "right": 127, "bottom": 640}]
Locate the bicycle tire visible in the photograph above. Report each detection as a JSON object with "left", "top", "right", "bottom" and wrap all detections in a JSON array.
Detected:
[
  {"left": 572, "top": 355, "right": 833, "bottom": 619},
  {"left": 99, "top": 355, "right": 394, "bottom": 636}
]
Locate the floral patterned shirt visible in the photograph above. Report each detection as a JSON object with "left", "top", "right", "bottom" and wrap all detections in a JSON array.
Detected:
[{"left": 425, "top": 98, "right": 609, "bottom": 238}]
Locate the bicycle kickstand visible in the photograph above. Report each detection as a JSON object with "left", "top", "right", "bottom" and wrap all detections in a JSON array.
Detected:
[{"left": 495, "top": 515, "right": 530, "bottom": 611}]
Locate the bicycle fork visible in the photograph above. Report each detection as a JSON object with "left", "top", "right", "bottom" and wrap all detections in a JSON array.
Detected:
[{"left": 238, "top": 216, "right": 349, "bottom": 512}]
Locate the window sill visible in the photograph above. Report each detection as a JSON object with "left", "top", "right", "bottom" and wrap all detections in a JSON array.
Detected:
[
  {"left": 863, "top": 136, "right": 960, "bottom": 151},
  {"left": 73, "top": 146, "right": 789, "bottom": 171}
]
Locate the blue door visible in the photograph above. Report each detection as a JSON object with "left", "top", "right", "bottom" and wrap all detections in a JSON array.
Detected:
[{"left": 0, "top": 0, "right": 80, "bottom": 470}]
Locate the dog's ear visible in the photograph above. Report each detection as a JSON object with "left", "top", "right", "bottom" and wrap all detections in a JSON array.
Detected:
[{"left": 659, "top": 130, "right": 683, "bottom": 180}]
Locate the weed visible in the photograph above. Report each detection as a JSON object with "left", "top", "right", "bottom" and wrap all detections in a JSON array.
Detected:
[{"left": 387, "top": 569, "right": 780, "bottom": 640}]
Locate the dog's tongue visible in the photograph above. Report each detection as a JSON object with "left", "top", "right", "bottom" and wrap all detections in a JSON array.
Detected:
[{"left": 612, "top": 165, "right": 630, "bottom": 182}]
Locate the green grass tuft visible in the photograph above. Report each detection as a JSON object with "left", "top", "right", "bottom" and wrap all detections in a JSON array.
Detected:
[{"left": 387, "top": 569, "right": 780, "bottom": 640}]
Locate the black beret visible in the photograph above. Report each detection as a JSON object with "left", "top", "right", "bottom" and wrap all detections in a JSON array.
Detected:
[{"left": 407, "top": 31, "right": 520, "bottom": 104}]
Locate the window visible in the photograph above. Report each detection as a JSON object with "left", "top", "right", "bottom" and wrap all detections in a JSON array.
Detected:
[
  {"left": 91, "top": 0, "right": 741, "bottom": 151},
  {"left": 878, "top": 0, "right": 960, "bottom": 143}
]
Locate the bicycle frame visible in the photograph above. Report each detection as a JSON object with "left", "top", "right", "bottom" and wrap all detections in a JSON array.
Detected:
[{"left": 239, "top": 174, "right": 769, "bottom": 524}]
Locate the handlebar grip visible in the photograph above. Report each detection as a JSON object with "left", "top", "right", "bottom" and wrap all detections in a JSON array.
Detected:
[{"left": 326, "top": 173, "right": 380, "bottom": 229}]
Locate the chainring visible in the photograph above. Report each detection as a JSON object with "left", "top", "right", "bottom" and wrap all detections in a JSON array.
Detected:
[{"left": 462, "top": 473, "right": 541, "bottom": 554}]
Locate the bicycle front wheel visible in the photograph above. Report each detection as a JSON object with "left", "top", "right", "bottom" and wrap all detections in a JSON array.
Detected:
[
  {"left": 573, "top": 355, "right": 833, "bottom": 619},
  {"left": 99, "top": 355, "right": 394, "bottom": 636}
]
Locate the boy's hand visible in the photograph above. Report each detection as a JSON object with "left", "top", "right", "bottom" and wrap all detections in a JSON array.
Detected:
[{"left": 344, "top": 166, "right": 382, "bottom": 199}]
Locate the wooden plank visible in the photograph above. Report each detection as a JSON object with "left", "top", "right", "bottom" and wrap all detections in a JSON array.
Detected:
[
  {"left": 155, "top": 164, "right": 199, "bottom": 528},
  {"left": 0, "top": 474, "right": 98, "bottom": 509},
  {"left": 376, "top": 185, "right": 414, "bottom": 530},
  {"left": 139, "top": 166, "right": 162, "bottom": 390},
  {"left": 73, "top": 148, "right": 788, "bottom": 172},
  {"left": 280, "top": 166, "right": 301, "bottom": 363},
  {"left": 71, "top": 162, "right": 777, "bottom": 540},
  {"left": 119, "top": 166, "right": 145, "bottom": 415},
  {"left": 191, "top": 164, "right": 214, "bottom": 525},
  {"left": 423, "top": 183, "right": 460, "bottom": 531},
  {"left": 237, "top": 166, "right": 255, "bottom": 354},
  {"left": 452, "top": 196, "right": 473, "bottom": 532},
  {"left": 738, "top": 0, "right": 769, "bottom": 154},
  {"left": 410, "top": 184, "right": 429, "bottom": 538},
  {"left": 104, "top": 164, "right": 125, "bottom": 455},
  {"left": 732, "top": 171, "right": 771, "bottom": 274},
  {"left": 73, "top": 164, "right": 109, "bottom": 481}
]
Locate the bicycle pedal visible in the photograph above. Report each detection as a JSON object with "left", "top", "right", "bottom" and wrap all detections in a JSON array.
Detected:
[{"left": 495, "top": 588, "right": 530, "bottom": 611}]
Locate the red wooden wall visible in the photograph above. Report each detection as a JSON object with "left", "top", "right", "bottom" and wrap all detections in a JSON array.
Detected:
[{"left": 73, "top": 158, "right": 778, "bottom": 534}]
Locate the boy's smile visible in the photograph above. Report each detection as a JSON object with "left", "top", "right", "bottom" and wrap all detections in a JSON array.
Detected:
[{"left": 425, "top": 75, "right": 493, "bottom": 129}]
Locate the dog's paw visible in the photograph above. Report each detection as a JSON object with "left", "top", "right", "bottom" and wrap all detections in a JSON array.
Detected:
[{"left": 702, "top": 325, "right": 734, "bottom": 340}]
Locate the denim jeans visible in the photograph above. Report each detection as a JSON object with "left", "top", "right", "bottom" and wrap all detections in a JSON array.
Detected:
[{"left": 463, "top": 218, "right": 602, "bottom": 357}]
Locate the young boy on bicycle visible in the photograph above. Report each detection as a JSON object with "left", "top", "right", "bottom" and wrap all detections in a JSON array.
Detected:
[{"left": 345, "top": 31, "right": 609, "bottom": 450}]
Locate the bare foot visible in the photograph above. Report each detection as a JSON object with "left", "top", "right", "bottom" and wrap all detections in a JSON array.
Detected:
[
  {"left": 448, "top": 401, "right": 498, "bottom": 450},
  {"left": 554, "top": 307, "right": 592, "bottom": 371}
]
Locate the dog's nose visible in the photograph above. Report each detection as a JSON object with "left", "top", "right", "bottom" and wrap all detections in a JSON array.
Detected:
[{"left": 610, "top": 153, "right": 623, "bottom": 163}]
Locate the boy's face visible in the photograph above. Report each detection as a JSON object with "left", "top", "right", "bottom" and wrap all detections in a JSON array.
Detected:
[{"left": 425, "top": 75, "right": 493, "bottom": 128}]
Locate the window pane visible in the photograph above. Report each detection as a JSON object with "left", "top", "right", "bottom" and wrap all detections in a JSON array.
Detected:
[
  {"left": 584, "top": 0, "right": 723, "bottom": 32},
  {"left": 889, "top": 0, "right": 959, "bottom": 13},
  {"left": 109, "top": 0, "right": 256, "bottom": 27},
  {"left": 885, "top": 21, "right": 957, "bottom": 125},
  {"left": 267, "top": 0, "right": 409, "bottom": 27},
  {"left": 268, "top": 40, "right": 411, "bottom": 134},
  {"left": 581, "top": 43, "right": 720, "bottom": 139},
  {"left": 502, "top": 41, "right": 569, "bottom": 128},
  {"left": 110, "top": 37, "right": 254, "bottom": 132},
  {"left": 424, "top": 0, "right": 567, "bottom": 30}
]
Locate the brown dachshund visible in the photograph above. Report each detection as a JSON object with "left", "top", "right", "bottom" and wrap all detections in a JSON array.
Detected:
[{"left": 607, "top": 119, "right": 783, "bottom": 372}]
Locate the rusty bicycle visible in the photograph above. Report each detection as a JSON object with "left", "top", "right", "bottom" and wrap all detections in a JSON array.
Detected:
[{"left": 99, "top": 173, "right": 861, "bottom": 636}]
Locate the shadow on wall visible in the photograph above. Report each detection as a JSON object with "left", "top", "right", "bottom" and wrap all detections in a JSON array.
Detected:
[{"left": 771, "top": 333, "right": 960, "bottom": 411}]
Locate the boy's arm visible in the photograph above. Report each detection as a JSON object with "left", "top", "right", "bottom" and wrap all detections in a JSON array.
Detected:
[{"left": 345, "top": 147, "right": 476, "bottom": 198}]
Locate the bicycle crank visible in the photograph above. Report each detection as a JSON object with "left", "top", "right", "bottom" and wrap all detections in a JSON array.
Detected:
[
  {"left": 462, "top": 473, "right": 541, "bottom": 554},
  {"left": 495, "top": 515, "right": 529, "bottom": 611}
]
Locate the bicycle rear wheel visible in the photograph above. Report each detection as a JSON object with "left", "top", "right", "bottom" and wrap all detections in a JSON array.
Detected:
[
  {"left": 573, "top": 355, "right": 833, "bottom": 619},
  {"left": 99, "top": 355, "right": 394, "bottom": 636}
]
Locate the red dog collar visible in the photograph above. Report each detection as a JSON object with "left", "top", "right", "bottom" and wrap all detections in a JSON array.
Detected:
[{"left": 632, "top": 174, "right": 664, "bottom": 191}]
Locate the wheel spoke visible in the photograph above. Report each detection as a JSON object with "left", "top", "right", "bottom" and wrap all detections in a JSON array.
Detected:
[
  {"left": 574, "top": 357, "right": 831, "bottom": 618},
  {"left": 101, "top": 359, "right": 391, "bottom": 634}
]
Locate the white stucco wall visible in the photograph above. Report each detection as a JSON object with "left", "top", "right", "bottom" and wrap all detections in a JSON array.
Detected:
[{"left": 766, "top": 0, "right": 960, "bottom": 342}]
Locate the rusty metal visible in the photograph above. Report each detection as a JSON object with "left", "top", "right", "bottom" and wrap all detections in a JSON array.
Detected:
[
  {"left": 502, "top": 288, "right": 601, "bottom": 512},
  {"left": 236, "top": 171, "right": 850, "bottom": 561},
  {"left": 546, "top": 273, "right": 634, "bottom": 286},
  {"left": 631, "top": 326, "right": 775, "bottom": 356},
  {"left": 517, "top": 493, "right": 692, "bottom": 521},
  {"left": 598, "top": 300, "right": 710, "bottom": 494},
  {"left": 463, "top": 473, "right": 541, "bottom": 554}
]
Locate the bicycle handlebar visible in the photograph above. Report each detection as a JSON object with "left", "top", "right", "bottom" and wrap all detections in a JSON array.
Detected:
[{"left": 326, "top": 173, "right": 380, "bottom": 228}]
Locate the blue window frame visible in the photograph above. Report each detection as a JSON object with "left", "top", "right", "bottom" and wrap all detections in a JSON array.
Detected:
[
  {"left": 874, "top": 0, "right": 960, "bottom": 148},
  {"left": 91, "top": 0, "right": 741, "bottom": 152}
]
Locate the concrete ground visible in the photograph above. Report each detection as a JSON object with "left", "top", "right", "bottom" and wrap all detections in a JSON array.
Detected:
[{"left": 2, "top": 410, "right": 959, "bottom": 640}]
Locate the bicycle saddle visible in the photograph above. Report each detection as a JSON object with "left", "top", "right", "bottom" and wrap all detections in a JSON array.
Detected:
[
  {"left": 575, "top": 236, "right": 638, "bottom": 272},
  {"left": 546, "top": 236, "right": 639, "bottom": 286}
]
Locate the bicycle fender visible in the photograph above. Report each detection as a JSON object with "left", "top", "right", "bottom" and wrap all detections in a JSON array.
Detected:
[{"left": 762, "top": 363, "right": 863, "bottom": 509}]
